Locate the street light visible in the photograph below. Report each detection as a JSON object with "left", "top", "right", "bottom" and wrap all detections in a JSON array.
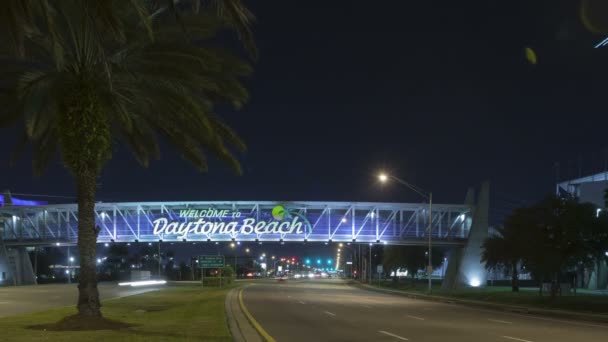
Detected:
[
  {"left": 230, "top": 242, "right": 238, "bottom": 275},
  {"left": 378, "top": 172, "right": 433, "bottom": 293},
  {"left": 67, "top": 256, "right": 74, "bottom": 284}
]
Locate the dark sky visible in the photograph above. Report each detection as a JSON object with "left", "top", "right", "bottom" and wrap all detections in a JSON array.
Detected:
[{"left": 2, "top": 0, "right": 608, "bottom": 226}]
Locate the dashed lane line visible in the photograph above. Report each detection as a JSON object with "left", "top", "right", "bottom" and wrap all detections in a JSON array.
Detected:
[
  {"left": 379, "top": 330, "right": 409, "bottom": 341},
  {"left": 502, "top": 336, "right": 533, "bottom": 342},
  {"left": 488, "top": 319, "right": 513, "bottom": 324}
]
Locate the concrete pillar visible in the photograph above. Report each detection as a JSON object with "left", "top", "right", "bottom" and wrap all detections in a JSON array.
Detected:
[
  {"left": 0, "top": 247, "right": 37, "bottom": 286},
  {"left": 442, "top": 181, "right": 489, "bottom": 290},
  {"left": 588, "top": 260, "right": 608, "bottom": 290}
]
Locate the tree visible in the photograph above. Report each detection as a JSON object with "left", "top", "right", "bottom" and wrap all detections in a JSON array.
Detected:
[
  {"left": 382, "top": 245, "right": 405, "bottom": 282},
  {"left": 517, "top": 196, "right": 595, "bottom": 297},
  {"left": 382, "top": 245, "right": 444, "bottom": 287},
  {"left": 0, "top": 1, "right": 255, "bottom": 318},
  {"left": 482, "top": 208, "right": 533, "bottom": 292}
]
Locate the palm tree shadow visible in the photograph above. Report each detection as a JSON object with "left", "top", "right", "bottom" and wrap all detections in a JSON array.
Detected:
[{"left": 27, "top": 314, "right": 138, "bottom": 331}]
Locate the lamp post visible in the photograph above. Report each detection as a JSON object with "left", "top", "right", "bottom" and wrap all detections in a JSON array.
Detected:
[
  {"left": 259, "top": 254, "right": 267, "bottom": 277},
  {"left": 230, "top": 242, "right": 237, "bottom": 275},
  {"left": 68, "top": 256, "right": 74, "bottom": 284},
  {"left": 339, "top": 243, "right": 356, "bottom": 278},
  {"left": 158, "top": 240, "right": 162, "bottom": 278},
  {"left": 379, "top": 172, "right": 433, "bottom": 293}
]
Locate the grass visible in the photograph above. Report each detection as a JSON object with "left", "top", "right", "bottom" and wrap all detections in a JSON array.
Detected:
[
  {"left": 371, "top": 281, "right": 608, "bottom": 315},
  {"left": 0, "top": 284, "right": 236, "bottom": 342}
]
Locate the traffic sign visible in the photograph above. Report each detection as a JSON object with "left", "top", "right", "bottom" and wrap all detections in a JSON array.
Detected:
[{"left": 198, "top": 255, "right": 224, "bottom": 268}]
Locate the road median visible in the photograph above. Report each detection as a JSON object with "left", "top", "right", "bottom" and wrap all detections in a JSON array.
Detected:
[
  {"left": 0, "top": 284, "right": 235, "bottom": 341},
  {"left": 225, "top": 285, "right": 276, "bottom": 342}
]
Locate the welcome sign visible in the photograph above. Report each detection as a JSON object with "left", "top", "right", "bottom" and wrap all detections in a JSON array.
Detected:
[{"left": 152, "top": 205, "right": 312, "bottom": 239}]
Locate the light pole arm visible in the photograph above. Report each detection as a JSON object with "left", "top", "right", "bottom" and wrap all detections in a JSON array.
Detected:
[{"left": 389, "top": 175, "right": 430, "bottom": 200}]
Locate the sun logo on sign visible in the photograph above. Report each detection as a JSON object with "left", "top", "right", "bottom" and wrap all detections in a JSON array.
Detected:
[{"left": 272, "top": 205, "right": 313, "bottom": 233}]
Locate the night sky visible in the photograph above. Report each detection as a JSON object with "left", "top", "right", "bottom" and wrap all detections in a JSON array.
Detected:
[{"left": 2, "top": 1, "right": 608, "bottom": 227}]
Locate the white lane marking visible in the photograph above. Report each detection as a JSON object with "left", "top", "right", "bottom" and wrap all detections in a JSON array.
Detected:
[
  {"left": 298, "top": 301, "right": 306, "bottom": 304},
  {"left": 323, "top": 311, "right": 336, "bottom": 316},
  {"left": 379, "top": 330, "right": 409, "bottom": 341},
  {"left": 361, "top": 305, "right": 372, "bottom": 309},
  {"left": 406, "top": 315, "right": 425, "bottom": 321},
  {"left": 287, "top": 296, "right": 292, "bottom": 298},
  {"left": 502, "top": 336, "right": 533, "bottom": 342},
  {"left": 422, "top": 307, "right": 432, "bottom": 310},
  {"left": 382, "top": 293, "right": 608, "bottom": 330},
  {"left": 488, "top": 319, "right": 512, "bottom": 324},
  {"left": 0, "top": 302, "right": 10, "bottom": 304}
]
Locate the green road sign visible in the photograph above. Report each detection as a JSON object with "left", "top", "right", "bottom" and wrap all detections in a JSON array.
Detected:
[{"left": 198, "top": 255, "right": 225, "bottom": 268}]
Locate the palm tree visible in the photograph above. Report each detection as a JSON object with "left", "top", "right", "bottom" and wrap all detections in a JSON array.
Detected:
[{"left": 0, "top": 1, "right": 254, "bottom": 318}]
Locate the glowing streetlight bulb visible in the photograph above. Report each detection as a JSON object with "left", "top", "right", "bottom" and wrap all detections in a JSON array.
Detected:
[{"left": 378, "top": 173, "right": 388, "bottom": 182}]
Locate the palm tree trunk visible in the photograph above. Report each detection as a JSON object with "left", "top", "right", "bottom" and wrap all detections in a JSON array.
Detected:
[
  {"left": 511, "top": 263, "right": 519, "bottom": 292},
  {"left": 76, "top": 168, "right": 102, "bottom": 317}
]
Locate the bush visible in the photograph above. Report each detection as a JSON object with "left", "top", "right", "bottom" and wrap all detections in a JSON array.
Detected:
[{"left": 202, "top": 276, "right": 232, "bottom": 287}]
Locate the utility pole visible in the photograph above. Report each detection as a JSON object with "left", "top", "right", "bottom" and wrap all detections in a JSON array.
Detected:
[
  {"left": 158, "top": 241, "right": 161, "bottom": 278},
  {"left": 428, "top": 192, "right": 433, "bottom": 293},
  {"left": 368, "top": 243, "right": 372, "bottom": 284}
]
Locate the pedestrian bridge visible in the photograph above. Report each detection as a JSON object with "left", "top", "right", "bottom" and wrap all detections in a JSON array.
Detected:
[
  {"left": 0, "top": 183, "right": 490, "bottom": 288},
  {"left": 1, "top": 201, "right": 472, "bottom": 246}
]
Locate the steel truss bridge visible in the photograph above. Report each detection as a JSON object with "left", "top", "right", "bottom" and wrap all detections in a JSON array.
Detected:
[{"left": 0, "top": 201, "right": 472, "bottom": 246}]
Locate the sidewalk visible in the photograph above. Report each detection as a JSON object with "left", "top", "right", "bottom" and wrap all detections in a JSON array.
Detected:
[
  {"left": 357, "top": 283, "right": 608, "bottom": 324},
  {"left": 225, "top": 287, "right": 264, "bottom": 342}
]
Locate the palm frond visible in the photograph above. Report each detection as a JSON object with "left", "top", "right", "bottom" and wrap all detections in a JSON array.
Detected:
[{"left": 1, "top": 1, "right": 253, "bottom": 177}]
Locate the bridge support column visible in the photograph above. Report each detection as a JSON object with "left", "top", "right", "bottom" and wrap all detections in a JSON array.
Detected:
[
  {"left": 588, "top": 260, "right": 608, "bottom": 290},
  {"left": 0, "top": 247, "right": 37, "bottom": 286},
  {"left": 442, "top": 181, "right": 489, "bottom": 290}
]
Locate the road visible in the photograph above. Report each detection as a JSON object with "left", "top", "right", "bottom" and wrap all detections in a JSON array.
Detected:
[
  {"left": 0, "top": 282, "right": 163, "bottom": 317},
  {"left": 242, "top": 278, "right": 608, "bottom": 342}
]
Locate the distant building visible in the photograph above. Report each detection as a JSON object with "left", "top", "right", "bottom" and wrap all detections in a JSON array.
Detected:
[
  {"left": 556, "top": 172, "right": 608, "bottom": 290},
  {"left": 556, "top": 171, "right": 608, "bottom": 207}
]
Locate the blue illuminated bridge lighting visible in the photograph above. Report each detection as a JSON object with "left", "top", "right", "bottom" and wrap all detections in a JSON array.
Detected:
[{"left": 0, "top": 201, "right": 472, "bottom": 246}]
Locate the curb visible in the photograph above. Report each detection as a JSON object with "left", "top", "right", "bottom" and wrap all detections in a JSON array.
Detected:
[
  {"left": 225, "top": 287, "right": 263, "bottom": 342},
  {"left": 356, "top": 283, "right": 608, "bottom": 324},
  {"left": 237, "top": 287, "right": 277, "bottom": 342}
]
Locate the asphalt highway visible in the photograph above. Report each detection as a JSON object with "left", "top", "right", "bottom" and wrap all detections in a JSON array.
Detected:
[
  {"left": 242, "top": 278, "right": 608, "bottom": 342},
  {"left": 0, "top": 282, "right": 163, "bottom": 317}
]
